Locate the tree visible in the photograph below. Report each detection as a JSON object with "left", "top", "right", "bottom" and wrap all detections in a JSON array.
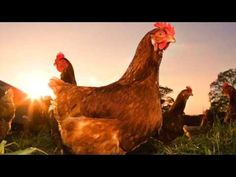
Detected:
[
  {"left": 159, "top": 86, "right": 174, "bottom": 113},
  {"left": 209, "top": 68, "right": 236, "bottom": 113}
]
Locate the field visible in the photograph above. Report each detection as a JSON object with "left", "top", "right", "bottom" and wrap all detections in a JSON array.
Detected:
[{"left": 1, "top": 116, "right": 236, "bottom": 155}]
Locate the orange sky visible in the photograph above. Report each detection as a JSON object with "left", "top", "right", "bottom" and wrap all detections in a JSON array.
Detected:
[{"left": 0, "top": 22, "right": 236, "bottom": 114}]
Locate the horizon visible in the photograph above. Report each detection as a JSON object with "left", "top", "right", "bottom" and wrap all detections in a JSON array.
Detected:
[{"left": 0, "top": 22, "right": 235, "bottom": 114}]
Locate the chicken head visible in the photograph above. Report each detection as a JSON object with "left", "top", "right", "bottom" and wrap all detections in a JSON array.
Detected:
[
  {"left": 54, "top": 52, "right": 69, "bottom": 72},
  {"left": 151, "top": 22, "right": 176, "bottom": 51}
]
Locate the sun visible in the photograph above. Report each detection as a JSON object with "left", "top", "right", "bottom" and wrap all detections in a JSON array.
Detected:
[
  {"left": 25, "top": 83, "right": 51, "bottom": 99},
  {"left": 16, "top": 70, "right": 54, "bottom": 100}
]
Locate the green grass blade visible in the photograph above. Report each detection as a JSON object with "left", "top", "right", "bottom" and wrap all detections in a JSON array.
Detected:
[{"left": 5, "top": 147, "right": 48, "bottom": 155}]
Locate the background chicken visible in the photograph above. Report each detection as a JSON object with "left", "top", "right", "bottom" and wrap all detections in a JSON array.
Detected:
[
  {"left": 222, "top": 83, "right": 236, "bottom": 123},
  {"left": 54, "top": 52, "right": 77, "bottom": 85},
  {"left": 182, "top": 109, "right": 215, "bottom": 139},
  {"left": 183, "top": 109, "right": 214, "bottom": 127},
  {"left": 0, "top": 88, "right": 15, "bottom": 141},
  {"left": 49, "top": 22, "right": 176, "bottom": 154},
  {"left": 156, "top": 86, "right": 193, "bottom": 143},
  {"left": 0, "top": 80, "right": 28, "bottom": 128}
]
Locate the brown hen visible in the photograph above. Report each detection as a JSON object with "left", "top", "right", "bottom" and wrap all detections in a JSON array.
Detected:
[
  {"left": 0, "top": 89, "right": 15, "bottom": 141},
  {"left": 222, "top": 83, "right": 236, "bottom": 123},
  {"left": 49, "top": 22, "right": 176, "bottom": 154},
  {"left": 156, "top": 86, "right": 193, "bottom": 143}
]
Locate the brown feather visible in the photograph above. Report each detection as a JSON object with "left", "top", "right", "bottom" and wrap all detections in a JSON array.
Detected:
[{"left": 223, "top": 85, "right": 236, "bottom": 123}]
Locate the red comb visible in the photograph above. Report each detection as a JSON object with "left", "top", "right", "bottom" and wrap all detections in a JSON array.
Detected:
[
  {"left": 223, "top": 82, "right": 231, "bottom": 88},
  {"left": 186, "top": 86, "right": 192, "bottom": 92},
  {"left": 56, "top": 52, "right": 65, "bottom": 60},
  {"left": 154, "top": 22, "right": 175, "bottom": 36}
]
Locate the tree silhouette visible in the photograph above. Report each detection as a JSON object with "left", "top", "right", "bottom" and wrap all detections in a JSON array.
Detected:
[{"left": 160, "top": 86, "right": 174, "bottom": 113}]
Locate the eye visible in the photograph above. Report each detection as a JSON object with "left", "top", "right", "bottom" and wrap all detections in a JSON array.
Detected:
[{"left": 158, "top": 30, "right": 167, "bottom": 37}]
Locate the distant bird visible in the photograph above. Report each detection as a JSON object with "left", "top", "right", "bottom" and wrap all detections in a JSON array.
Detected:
[
  {"left": 183, "top": 109, "right": 214, "bottom": 128},
  {"left": 0, "top": 88, "right": 15, "bottom": 141},
  {"left": 183, "top": 109, "right": 215, "bottom": 139},
  {"left": 222, "top": 83, "right": 236, "bottom": 123},
  {"left": 54, "top": 52, "right": 77, "bottom": 85}
]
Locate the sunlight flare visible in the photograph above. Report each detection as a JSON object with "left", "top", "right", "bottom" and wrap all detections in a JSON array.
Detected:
[{"left": 15, "top": 70, "right": 54, "bottom": 100}]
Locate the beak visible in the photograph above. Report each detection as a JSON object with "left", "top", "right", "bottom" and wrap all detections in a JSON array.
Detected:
[{"left": 167, "top": 36, "right": 176, "bottom": 43}]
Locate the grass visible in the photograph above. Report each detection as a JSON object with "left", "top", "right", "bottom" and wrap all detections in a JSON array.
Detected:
[
  {"left": 2, "top": 116, "right": 236, "bottom": 155},
  {"left": 0, "top": 139, "right": 49, "bottom": 155},
  {"left": 2, "top": 126, "right": 62, "bottom": 155},
  {"left": 150, "top": 118, "right": 236, "bottom": 155}
]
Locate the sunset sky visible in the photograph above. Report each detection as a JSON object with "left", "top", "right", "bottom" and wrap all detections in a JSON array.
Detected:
[{"left": 0, "top": 22, "right": 235, "bottom": 114}]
